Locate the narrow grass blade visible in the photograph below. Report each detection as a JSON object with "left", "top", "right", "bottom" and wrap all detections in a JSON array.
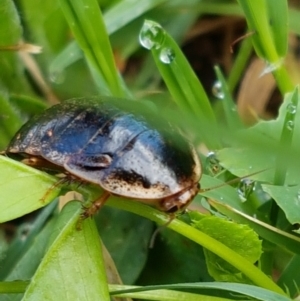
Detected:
[
  {"left": 266, "top": 0, "right": 288, "bottom": 58},
  {"left": 107, "top": 197, "right": 285, "bottom": 295},
  {"left": 274, "top": 86, "right": 299, "bottom": 185},
  {"left": 214, "top": 66, "right": 243, "bottom": 130},
  {"left": 58, "top": 0, "right": 124, "bottom": 97},
  {"left": 227, "top": 37, "right": 253, "bottom": 93},
  {"left": 139, "top": 20, "right": 220, "bottom": 148},
  {"left": 109, "top": 282, "right": 290, "bottom": 300},
  {"left": 237, "top": 0, "right": 293, "bottom": 94}
]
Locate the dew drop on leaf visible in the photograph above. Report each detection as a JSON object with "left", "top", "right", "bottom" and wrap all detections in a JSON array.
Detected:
[
  {"left": 287, "top": 103, "right": 296, "bottom": 114},
  {"left": 49, "top": 71, "right": 66, "bottom": 84},
  {"left": 212, "top": 81, "right": 224, "bottom": 99},
  {"left": 260, "top": 60, "right": 282, "bottom": 76},
  {"left": 295, "top": 189, "right": 300, "bottom": 204},
  {"left": 139, "top": 20, "right": 165, "bottom": 50},
  {"left": 206, "top": 152, "right": 222, "bottom": 175},
  {"left": 237, "top": 179, "right": 254, "bottom": 202},
  {"left": 286, "top": 120, "right": 294, "bottom": 130},
  {"left": 159, "top": 48, "right": 175, "bottom": 64}
]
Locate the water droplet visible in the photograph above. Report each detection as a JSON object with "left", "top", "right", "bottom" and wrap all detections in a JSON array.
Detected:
[
  {"left": 212, "top": 81, "right": 224, "bottom": 99},
  {"left": 295, "top": 189, "right": 300, "bottom": 204},
  {"left": 287, "top": 103, "right": 296, "bottom": 114},
  {"left": 286, "top": 120, "right": 294, "bottom": 130},
  {"left": 237, "top": 179, "right": 254, "bottom": 202},
  {"left": 139, "top": 20, "right": 165, "bottom": 50},
  {"left": 260, "top": 60, "right": 282, "bottom": 77},
  {"left": 19, "top": 223, "right": 32, "bottom": 241},
  {"left": 206, "top": 152, "right": 222, "bottom": 175},
  {"left": 159, "top": 48, "right": 175, "bottom": 64},
  {"left": 297, "top": 190, "right": 300, "bottom": 200},
  {"left": 49, "top": 71, "right": 65, "bottom": 84}
]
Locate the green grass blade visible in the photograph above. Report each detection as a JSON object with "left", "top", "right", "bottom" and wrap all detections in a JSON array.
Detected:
[
  {"left": 266, "top": 0, "right": 288, "bottom": 58},
  {"left": 237, "top": 0, "right": 293, "bottom": 94},
  {"left": 227, "top": 37, "right": 253, "bottom": 93},
  {"left": 139, "top": 20, "right": 220, "bottom": 148},
  {"left": 51, "top": 0, "right": 168, "bottom": 79},
  {"left": 104, "top": 0, "right": 167, "bottom": 35},
  {"left": 0, "top": 93, "right": 23, "bottom": 149},
  {"left": 107, "top": 197, "right": 285, "bottom": 295},
  {"left": 274, "top": 86, "right": 299, "bottom": 185},
  {"left": 0, "top": 0, "right": 31, "bottom": 94},
  {"left": 277, "top": 254, "right": 300, "bottom": 297},
  {"left": 109, "top": 283, "right": 291, "bottom": 301},
  {"left": 214, "top": 66, "right": 243, "bottom": 130},
  {"left": 113, "top": 287, "right": 232, "bottom": 301},
  {"left": 0, "top": 281, "right": 28, "bottom": 294},
  {"left": 58, "top": 0, "right": 124, "bottom": 97},
  {"left": 237, "top": 0, "right": 278, "bottom": 61}
]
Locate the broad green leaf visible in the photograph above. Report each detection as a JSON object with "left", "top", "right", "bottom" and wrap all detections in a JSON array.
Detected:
[
  {"left": 22, "top": 202, "right": 110, "bottom": 301},
  {"left": 0, "top": 202, "right": 57, "bottom": 280},
  {"left": 218, "top": 91, "right": 300, "bottom": 185},
  {"left": 191, "top": 213, "right": 262, "bottom": 283},
  {"left": 138, "top": 226, "right": 211, "bottom": 285},
  {"left": 209, "top": 198, "right": 300, "bottom": 255},
  {"left": 95, "top": 207, "right": 153, "bottom": 284},
  {"left": 0, "top": 220, "right": 56, "bottom": 300},
  {"left": 199, "top": 174, "right": 260, "bottom": 215},
  {"left": 0, "top": 156, "right": 60, "bottom": 222},
  {"left": 107, "top": 198, "right": 284, "bottom": 294},
  {"left": 262, "top": 184, "right": 300, "bottom": 225},
  {"left": 198, "top": 175, "right": 300, "bottom": 254}
]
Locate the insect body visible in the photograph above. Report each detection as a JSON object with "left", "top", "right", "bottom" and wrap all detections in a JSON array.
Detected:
[{"left": 7, "top": 97, "right": 201, "bottom": 213}]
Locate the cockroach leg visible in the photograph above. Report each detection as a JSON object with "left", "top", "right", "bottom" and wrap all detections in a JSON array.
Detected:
[
  {"left": 40, "top": 173, "right": 84, "bottom": 203},
  {"left": 80, "top": 190, "right": 111, "bottom": 219},
  {"left": 149, "top": 213, "right": 176, "bottom": 249},
  {"left": 40, "top": 177, "right": 69, "bottom": 203}
]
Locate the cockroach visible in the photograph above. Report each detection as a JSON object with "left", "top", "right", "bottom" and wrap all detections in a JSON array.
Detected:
[{"left": 5, "top": 97, "right": 201, "bottom": 216}]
